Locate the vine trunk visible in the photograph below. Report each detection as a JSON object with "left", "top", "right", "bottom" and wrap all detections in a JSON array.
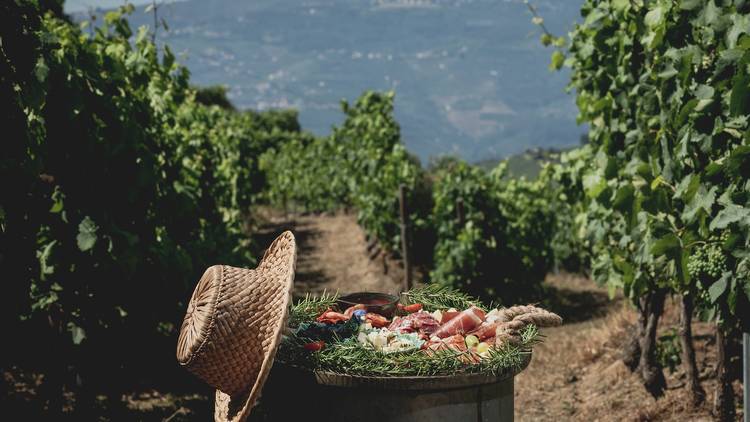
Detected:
[
  {"left": 679, "top": 292, "right": 705, "bottom": 407},
  {"left": 637, "top": 288, "right": 667, "bottom": 398},
  {"left": 622, "top": 309, "right": 645, "bottom": 371},
  {"left": 714, "top": 316, "right": 735, "bottom": 422}
]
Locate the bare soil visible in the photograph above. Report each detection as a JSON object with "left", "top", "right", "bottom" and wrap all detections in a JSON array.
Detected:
[{"left": 257, "top": 212, "right": 402, "bottom": 297}]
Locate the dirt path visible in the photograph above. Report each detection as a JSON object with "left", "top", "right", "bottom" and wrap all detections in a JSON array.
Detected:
[{"left": 257, "top": 212, "right": 401, "bottom": 297}]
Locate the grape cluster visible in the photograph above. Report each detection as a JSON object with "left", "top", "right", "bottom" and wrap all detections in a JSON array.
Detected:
[{"left": 687, "top": 236, "right": 728, "bottom": 281}]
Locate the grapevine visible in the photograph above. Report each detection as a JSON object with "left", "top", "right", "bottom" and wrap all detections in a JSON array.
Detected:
[
  {"left": 554, "top": 0, "right": 750, "bottom": 412},
  {"left": 1, "top": 1, "right": 309, "bottom": 386}
]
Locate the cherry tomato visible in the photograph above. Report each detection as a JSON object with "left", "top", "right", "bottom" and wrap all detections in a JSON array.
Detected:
[
  {"left": 303, "top": 341, "right": 325, "bottom": 351},
  {"left": 365, "top": 313, "right": 389, "bottom": 328},
  {"left": 402, "top": 303, "right": 423, "bottom": 313}
]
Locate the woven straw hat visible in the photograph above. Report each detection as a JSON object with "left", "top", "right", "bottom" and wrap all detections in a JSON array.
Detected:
[{"left": 176, "top": 231, "right": 296, "bottom": 422}]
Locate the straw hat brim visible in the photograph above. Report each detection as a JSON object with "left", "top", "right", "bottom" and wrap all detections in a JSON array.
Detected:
[{"left": 212, "top": 232, "right": 296, "bottom": 422}]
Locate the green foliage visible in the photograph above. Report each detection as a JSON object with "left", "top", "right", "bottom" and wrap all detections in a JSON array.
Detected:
[
  {"left": 193, "top": 84, "right": 235, "bottom": 110},
  {"left": 656, "top": 328, "right": 682, "bottom": 374},
  {"left": 278, "top": 330, "right": 536, "bottom": 377},
  {"left": 541, "top": 147, "right": 593, "bottom": 273},
  {"left": 461, "top": 146, "right": 590, "bottom": 276},
  {"left": 262, "top": 91, "right": 432, "bottom": 255},
  {"left": 261, "top": 130, "right": 351, "bottom": 211},
  {"left": 340, "top": 92, "right": 425, "bottom": 251},
  {"left": 562, "top": 0, "right": 750, "bottom": 318},
  {"left": 1, "top": 0, "right": 47, "bottom": 329},
  {"left": 262, "top": 91, "right": 562, "bottom": 300},
  {"left": 400, "top": 284, "right": 482, "bottom": 312},
  {"left": 288, "top": 291, "right": 338, "bottom": 328},
  {"left": 1, "top": 1, "right": 297, "bottom": 385},
  {"left": 430, "top": 161, "right": 555, "bottom": 303}
]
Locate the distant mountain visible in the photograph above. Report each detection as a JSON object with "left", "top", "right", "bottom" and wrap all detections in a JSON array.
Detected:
[
  {"left": 68, "top": 0, "right": 585, "bottom": 162},
  {"left": 474, "top": 146, "right": 561, "bottom": 179}
]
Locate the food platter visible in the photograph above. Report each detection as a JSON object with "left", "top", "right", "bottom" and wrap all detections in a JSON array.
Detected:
[{"left": 277, "top": 285, "right": 560, "bottom": 378}]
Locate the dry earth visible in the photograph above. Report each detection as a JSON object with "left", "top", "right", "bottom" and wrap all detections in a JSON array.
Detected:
[{"left": 271, "top": 212, "right": 402, "bottom": 297}]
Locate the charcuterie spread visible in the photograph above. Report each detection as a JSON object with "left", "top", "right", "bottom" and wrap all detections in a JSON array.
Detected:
[{"left": 278, "top": 285, "right": 562, "bottom": 377}]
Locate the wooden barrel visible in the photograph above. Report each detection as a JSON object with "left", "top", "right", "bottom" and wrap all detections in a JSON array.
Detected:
[{"left": 257, "top": 353, "right": 531, "bottom": 422}]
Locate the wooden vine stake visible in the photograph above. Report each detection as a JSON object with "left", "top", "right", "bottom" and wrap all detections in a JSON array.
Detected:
[
  {"left": 456, "top": 197, "right": 465, "bottom": 226},
  {"left": 744, "top": 331, "right": 749, "bottom": 422},
  {"left": 399, "top": 184, "right": 412, "bottom": 292}
]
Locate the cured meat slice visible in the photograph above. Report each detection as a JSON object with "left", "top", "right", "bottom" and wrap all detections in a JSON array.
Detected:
[
  {"left": 433, "top": 306, "right": 485, "bottom": 338},
  {"left": 366, "top": 313, "right": 389, "bottom": 328},
  {"left": 424, "top": 334, "right": 481, "bottom": 363},
  {"left": 388, "top": 311, "right": 440, "bottom": 336},
  {"left": 316, "top": 309, "right": 349, "bottom": 324},
  {"left": 442, "top": 334, "right": 468, "bottom": 351},
  {"left": 467, "top": 321, "right": 499, "bottom": 341},
  {"left": 426, "top": 334, "right": 466, "bottom": 352},
  {"left": 388, "top": 316, "right": 402, "bottom": 330},
  {"left": 440, "top": 310, "right": 461, "bottom": 325}
]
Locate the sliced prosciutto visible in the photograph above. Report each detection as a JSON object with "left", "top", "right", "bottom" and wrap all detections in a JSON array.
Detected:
[
  {"left": 365, "top": 313, "right": 389, "bottom": 328},
  {"left": 388, "top": 311, "right": 440, "bottom": 337},
  {"left": 440, "top": 310, "right": 461, "bottom": 325},
  {"left": 467, "top": 321, "right": 500, "bottom": 341},
  {"left": 425, "top": 334, "right": 481, "bottom": 363},
  {"left": 426, "top": 334, "right": 466, "bottom": 352},
  {"left": 433, "top": 306, "right": 486, "bottom": 338},
  {"left": 316, "top": 309, "right": 349, "bottom": 324}
]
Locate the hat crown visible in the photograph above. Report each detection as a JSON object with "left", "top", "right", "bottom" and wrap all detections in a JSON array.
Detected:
[{"left": 177, "top": 265, "right": 222, "bottom": 365}]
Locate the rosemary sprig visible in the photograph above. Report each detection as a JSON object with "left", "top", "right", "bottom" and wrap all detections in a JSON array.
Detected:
[
  {"left": 400, "top": 284, "right": 483, "bottom": 312},
  {"left": 288, "top": 290, "right": 338, "bottom": 328},
  {"left": 278, "top": 325, "right": 538, "bottom": 377}
]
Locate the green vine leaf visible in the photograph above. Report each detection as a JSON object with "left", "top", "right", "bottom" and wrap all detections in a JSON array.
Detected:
[
  {"left": 34, "top": 57, "right": 48, "bottom": 83},
  {"left": 651, "top": 233, "right": 680, "bottom": 256},
  {"left": 644, "top": 6, "right": 665, "bottom": 28},
  {"left": 68, "top": 322, "right": 87, "bottom": 345},
  {"left": 729, "top": 73, "right": 750, "bottom": 117},
  {"left": 549, "top": 50, "right": 565, "bottom": 71},
  {"left": 709, "top": 204, "right": 750, "bottom": 230},
  {"left": 708, "top": 273, "right": 729, "bottom": 303},
  {"left": 681, "top": 185, "right": 717, "bottom": 223},
  {"left": 679, "top": 0, "right": 702, "bottom": 11},
  {"left": 77, "top": 216, "right": 99, "bottom": 252},
  {"left": 726, "top": 13, "right": 750, "bottom": 49}
]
